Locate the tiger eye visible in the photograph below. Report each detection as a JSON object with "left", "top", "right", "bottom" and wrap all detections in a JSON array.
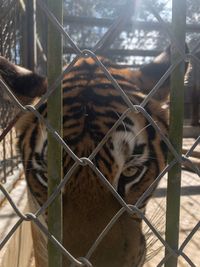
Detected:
[{"left": 122, "top": 166, "right": 138, "bottom": 177}]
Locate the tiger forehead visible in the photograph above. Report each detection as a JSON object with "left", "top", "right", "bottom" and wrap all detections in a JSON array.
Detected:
[{"left": 65, "top": 56, "right": 141, "bottom": 85}]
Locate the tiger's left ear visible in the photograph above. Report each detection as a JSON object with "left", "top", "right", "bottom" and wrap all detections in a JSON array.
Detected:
[
  {"left": 136, "top": 45, "right": 189, "bottom": 101},
  {"left": 0, "top": 56, "right": 47, "bottom": 105}
]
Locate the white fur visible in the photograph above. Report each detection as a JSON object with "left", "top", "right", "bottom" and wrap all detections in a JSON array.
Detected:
[
  {"left": 111, "top": 122, "right": 148, "bottom": 193},
  {"left": 16, "top": 65, "right": 32, "bottom": 75},
  {"left": 111, "top": 131, "right": 135, "bottom": 190}
]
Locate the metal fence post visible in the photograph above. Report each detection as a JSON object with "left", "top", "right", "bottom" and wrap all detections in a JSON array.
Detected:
[
  {"left": 21, "top": 0, "right": 37, "bottom": 70},
  {"left": 47, "top": 1, "right": 63, "bottom": 267},
  {"left": 165, "top": 0, "right": 186, "bottom": 266}
]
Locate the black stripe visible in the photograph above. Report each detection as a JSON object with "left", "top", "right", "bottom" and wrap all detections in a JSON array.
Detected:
[
  {"left": 38, "top": 102, "right": 47, "bottom": 115},
  {"left": 34, "top": 152, "right": 43, "bottom": 166},
  {"left": 146, "top": 120, "right": 159, "bottom": 174},
  {"left": 63, "top": 110, "right": 83, "bottom": 120},
  {"left": 103, "top": 144, "right": 115, "bottom": 164},
  {"left": 146, "top": 124, "right": 156, "bottom": 140},
  {"left": 67, "top": 105, "right": 82, "bottom": 113},
  {"left": 41, "top": 139, "right": 47, "bottom": 161},
  {"left": 63, "top": 88, "right": 125, "bottom": 106},
  {"left": 30, "top": 125, "right": 38, "bottom": 151},
  {"left": 18, "top": 130, "right": 27, "bottom": 161},
  {"left": 64, "top": 131, "right": 85, "bottom": 146},
  {"left": 116, "top": 125, "right": 131, "bottom": 132},
  {"left": 123, "top": 117, "right": 134, "bottom": 126},
  {"left": 95, "top": 151, "right": 112, "bottom": 174},
  {"left": 25, "top": 156, "right": 41, "bottom": 196},
  {"left": 132, "top": 143, "right": 146, "bottom": 157},
  {"left": 160, "top": 140, "right": 168, "bottom": 162},
  {"left": 64, "top": 121, "right": 79, "bottom": 129},
  {"left": 117, "top": 177, "right": 125, "bottom": 197},
  {"left": 93, "top": 81, "right": 134, "bottom": 90},
  {"left": 64, "top": 105, "right": 122, "bottom": 122},
  {"left": 63, "top": 79, "right": 89, "bottom": 87}
]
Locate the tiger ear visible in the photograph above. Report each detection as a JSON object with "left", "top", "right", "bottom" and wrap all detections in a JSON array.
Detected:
[
  {"left": 0, "top": 56, "right": 47, "bottom": 105},
  {"left": 137, "top": 45, "right": 188, "bottom": 101}
]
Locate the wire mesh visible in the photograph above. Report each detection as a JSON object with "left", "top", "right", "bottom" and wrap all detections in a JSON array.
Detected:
[
  {"left": 0, "top": 0, "right": 23, "bottom": 182},
  {"left": 0, "top": 0, "right": 200, "bottom": 267}
]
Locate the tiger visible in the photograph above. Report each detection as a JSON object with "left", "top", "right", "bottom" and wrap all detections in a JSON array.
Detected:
[{"left": 0, "top": 47, "right": 185, "bottom": 267}]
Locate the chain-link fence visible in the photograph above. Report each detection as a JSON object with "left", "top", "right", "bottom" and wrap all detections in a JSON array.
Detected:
[
  {"left": 0, "top": 0, "right": 24, "bottom": 182},
  {"left": 0, "top": 0, "right": 200, "bottom": 267}
]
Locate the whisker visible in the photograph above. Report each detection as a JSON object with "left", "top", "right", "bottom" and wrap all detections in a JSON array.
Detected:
[{"left": 143, "top": 198, "right": 166, "bottom": 262}]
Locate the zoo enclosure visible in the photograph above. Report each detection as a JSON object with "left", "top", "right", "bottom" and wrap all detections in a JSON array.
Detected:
[{"left": 0, "top": 0, "right": 200, "bottom": 267}]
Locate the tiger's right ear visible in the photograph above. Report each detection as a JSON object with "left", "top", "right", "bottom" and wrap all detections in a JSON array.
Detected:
[
  {"left": 0, "top": 56, "right": 47, "bottom": 105},
  {"left": 135, "top": 45, "right": 189, "bottom": 101}
]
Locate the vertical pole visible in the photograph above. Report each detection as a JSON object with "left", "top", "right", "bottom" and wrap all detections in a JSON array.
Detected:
[
  {"left": 165, "top": 0, "right": 186, "bottom": 266},
  {"left": 47, "top": 1, "right": 63, "bottom": 267},
  {"left": 22, "top": 0, "right": 36, "bottom": 70},
  {"left": 36, "top": 5, "right": 48, "bottom": 75}
]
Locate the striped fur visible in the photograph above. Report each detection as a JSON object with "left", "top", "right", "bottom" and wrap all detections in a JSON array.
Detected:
[{"left": 0, "top": 48, "right": 176, "bottom": 267}]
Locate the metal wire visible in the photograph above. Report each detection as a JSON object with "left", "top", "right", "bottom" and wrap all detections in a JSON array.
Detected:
[
  {"left": 0, "top": 0, "right": 21, "bottom": 182},
  {"left": 0, "top": 0, "right": 199, "bottom": 266}
]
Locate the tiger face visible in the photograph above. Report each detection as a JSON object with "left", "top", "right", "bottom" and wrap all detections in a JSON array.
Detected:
[{"left": 0, "top": 47, "right": 181, "bottom": 267}]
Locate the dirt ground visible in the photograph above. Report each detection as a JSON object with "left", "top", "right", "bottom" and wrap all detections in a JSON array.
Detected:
[
  {"left": 144, "top": 171, "right": 200, "bottom": 267},
  {"left": 144, "top": 138, "right": 200, "bottom": 267}
]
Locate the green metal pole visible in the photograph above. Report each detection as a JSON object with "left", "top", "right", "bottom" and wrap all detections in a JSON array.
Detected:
[
  {"left": 47, "top": 1, "right": 63, "bottom": 267},
  {"left": 21, "top": 0, "right": 36, "bottom": 70},
  {"left": 165, "top": 0, "right": 186, "bottom": 266}
]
